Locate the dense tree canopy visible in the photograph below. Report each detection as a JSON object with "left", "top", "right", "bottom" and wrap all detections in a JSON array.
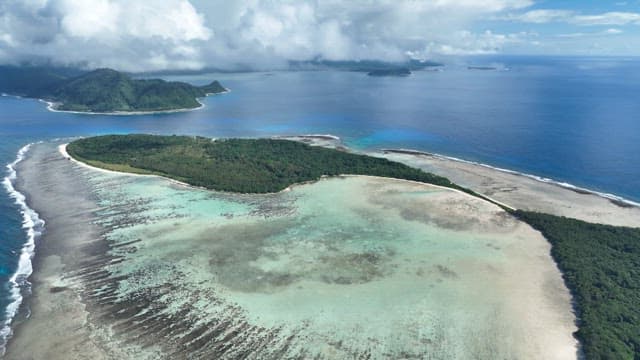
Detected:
[
  {"left": 0, "top": 67, "right": 226, "bottom": 112},
  {"left": 67, "top": 135, "right": 463, "bottom": 193}
]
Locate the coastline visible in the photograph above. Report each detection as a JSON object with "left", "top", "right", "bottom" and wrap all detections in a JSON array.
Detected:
[
  {"left": 382, "top": 148, "right": 640, "bottom": 209},
  {"left": 377, "top": 148, "right": 640, "bottom": 228},
  {"left": 5, "top": 142, "right": 154, "bottom": 359},
  {"left": 0, "top": 144, "right": 45, "bottom": 355},
  {"left": 279, "top": 135, "right": 640, "bottom": 227},
  {"left": 59, "top": 144, "right": 193, "bottom": 188},
  {"left": 64, "top": 134, "right": 639, "bottom": 227},
  {"left": 36, "top": 88, "right": 230, "bottom": 116},
  {"left": 60, "top": 141, "right": 512, "bottom": 210},
  {"left": 6, "top": 141, "right": 579, "bottom": 358},
  {"left": 272, "top": 134, "right": 341, "bottom": 141}
]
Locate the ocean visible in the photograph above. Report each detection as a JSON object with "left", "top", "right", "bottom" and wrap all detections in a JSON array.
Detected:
[{"left": 0, "top": 55, "right": 639, "bottom": 351}]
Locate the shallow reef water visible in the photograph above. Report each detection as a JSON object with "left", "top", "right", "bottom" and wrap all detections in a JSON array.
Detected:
[{"left": 69, "top": 165, "right": 576, "bottom": 359}]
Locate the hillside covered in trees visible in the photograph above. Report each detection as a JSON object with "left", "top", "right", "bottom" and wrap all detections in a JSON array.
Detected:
[{"left": 0, "top": 66, "right": 226, "bottom": 113}]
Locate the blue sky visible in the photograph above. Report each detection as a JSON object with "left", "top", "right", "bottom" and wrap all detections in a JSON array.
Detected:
[
  {"left": 0, "top": 1, "right": 639, "bottom": 71},
  {"left": 475, "top": 0, "right": 640, "bottom": 55}
]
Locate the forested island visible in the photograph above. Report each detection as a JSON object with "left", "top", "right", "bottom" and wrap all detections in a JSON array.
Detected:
[
  {"left": 66, "top": 134, "right": 640, "bottom": 359},
  {"left": 0, "top": 66, "right": 226, "bottom": 113},
  {"left": 66, "top": 135, "right": 461, "bottom": 193}
]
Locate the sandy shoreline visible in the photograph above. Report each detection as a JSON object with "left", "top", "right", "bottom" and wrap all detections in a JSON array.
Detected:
[
  {"left": 58, "top": 144, "right": 194, "bottom": 187},
  {"left": 382, "top": 148, "right": 639, "bottom": 208},
  {"left": 279, "top": 135, "right": 640, "bottom": 228},
  {"left": 377, "top": 149, "right": 639, "bottom": 227},
  {"left": 6, "top": 141, "right": 579, "bottom": 358},
  {"left": 33, "top": 89, "right": 229, "bottom": 116},
  {"left": 62, "top": 135, "right": 639, "bottom": 228},
  {"left": 59, "top": 142, "right": 515, "bottom": 212},
  {"left": 5, "top": 135, "right": 638, "bottom": 358},
  {"left": 5, "top": 143, "right": 142, "bottom": 359}
]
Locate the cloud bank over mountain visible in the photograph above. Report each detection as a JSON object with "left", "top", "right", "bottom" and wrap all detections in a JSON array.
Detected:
[{"left": 0, "top": 0, "right": 637, "bottom": 71}]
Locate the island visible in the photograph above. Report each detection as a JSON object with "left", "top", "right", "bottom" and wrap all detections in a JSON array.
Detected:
[
  {"left": 63, "top": 134, "right": 640, "bottom": 360},
  {"left": 367, "top": 68, "right": 412, "bottom": 77},
  {"left": 0, "top": 66, "right": 227, "bottom": 113},
  {"left": 288, "top": 59, "right": 441, "bottom": 72},
  {"left": 467, "top": 66, "right": 498, "bottom": 71},
  {"left": 66, "top": 134, "right": 461, "bottom": 193}
]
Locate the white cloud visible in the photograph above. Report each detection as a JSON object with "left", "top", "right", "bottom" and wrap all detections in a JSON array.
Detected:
[
  {"left": 0, "top": 0, "right": 212, "bottom": 71},
  {"left": 0, "top": 0, "right": 579, "bottom": 71},
  {"left": 501, "top": 9, "right": 574, "bottom": 23},
  {"left": 57, "top": 0, "right": 120, "bottom": 38},
  {"left": 425, "top": 30, "right": 529, "bottom": 55},
  {"left": 557, "top": 28, "right": 624, "bottom": 38},
  {"left": 571, "top": 12, "right": 640, "bottom": 26},
  {"left": 605, "top": 28, "right": 624, "bottom": 34},
  {"left": 190, "top": 0, "right": 535, "bottom": 67},
  {"left": 502, "top": 9, "right": 640, "bottom": 26}
]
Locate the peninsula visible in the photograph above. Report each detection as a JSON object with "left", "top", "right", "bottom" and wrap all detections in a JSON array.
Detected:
[{"left": 0, "top": 67, "right": 227, "bottom": 113}]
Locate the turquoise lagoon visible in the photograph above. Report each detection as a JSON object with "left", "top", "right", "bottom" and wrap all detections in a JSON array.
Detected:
[{"left": 77, "top": 164, "right": 576, "bottom": 359}]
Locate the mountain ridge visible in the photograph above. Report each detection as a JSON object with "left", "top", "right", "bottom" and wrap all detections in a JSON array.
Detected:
[{"left": 0, "top": 66, "right": 227, "bottom": 113}]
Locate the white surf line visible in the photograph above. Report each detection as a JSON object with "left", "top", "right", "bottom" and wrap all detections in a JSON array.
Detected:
[
  {"left": 40, "top": 88, "right": 229, "bottom": 116},
  {"left": 273, "top": 134, "right": 341, "bottom": 141},
  {"left": 381, "top": 148, "right": 640, "bottom": 209},
  {"left": 0, "top": 143, "right": 45, "bottom": 355}
]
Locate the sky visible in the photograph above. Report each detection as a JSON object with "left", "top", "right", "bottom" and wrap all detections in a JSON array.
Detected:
[{"left": 0, "top": 0, "right": 639, "bottom": 71}]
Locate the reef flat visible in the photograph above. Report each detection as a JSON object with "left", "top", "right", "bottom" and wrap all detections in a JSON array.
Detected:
[{"left": 6, "top": 141, "right": 577, "bottom": 359}]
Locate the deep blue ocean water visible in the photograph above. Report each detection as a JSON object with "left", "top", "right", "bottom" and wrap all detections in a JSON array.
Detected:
[{"left": 1, "top": 56, "right": 639, "bottom": 349}]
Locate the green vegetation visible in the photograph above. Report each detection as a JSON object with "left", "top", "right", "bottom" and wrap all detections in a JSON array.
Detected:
[
  {"left": 67, "top": 134, "right": 467, "bottom": 194},
  {"left": 0, "top": 66, "right": 79, "bottom": 97},
  {"left": 53, "top": 69, "right": 226, "bottom": 112},
  {"left": 514, "top": 210, "right": 640, "bottom": 360},
  {"left": 0, "top": 66, "right": 226, "bottom": 113},
  {"left": 67, "top": 134, "right": 640, "bottom": 359}
]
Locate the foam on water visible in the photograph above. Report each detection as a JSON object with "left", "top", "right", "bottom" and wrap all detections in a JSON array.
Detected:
[
  {"left": 0, "top": 144, "right": 45, "bottom": 354},
  {"left": 383, "top": 148, "right": 640, "bottom": 208}
]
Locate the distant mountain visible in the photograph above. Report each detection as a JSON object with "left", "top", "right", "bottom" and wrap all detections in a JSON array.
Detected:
[
  {"left": 367, "top": 68, "right": 411, "bottom": 77},
  {"left": 0, "top": 66, "right": 82, "bottom": 98},
  {"left": 0, "top": 66, "right": 227, "bottom": 113},
  {"left": 288, "top": 59, "right": 442, "bottom": 72},
  {"left": 52, "top": 69, "right": 227, "bottom": 112},
  {"left": 467, "top": 66, "right": 497, "bottom": 71}
]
